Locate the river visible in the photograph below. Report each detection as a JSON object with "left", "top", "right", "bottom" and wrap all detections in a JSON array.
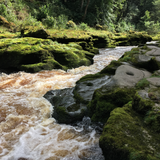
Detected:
[{"left": 0, "top": 46, "right": 135, "bottom": 160}]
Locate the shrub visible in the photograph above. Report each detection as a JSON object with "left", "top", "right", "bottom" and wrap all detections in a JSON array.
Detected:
[
  {"left": 95, "top": 24, "right": 103, "bottom": 30},
  {"left": 42, "top": 16, "right": 56, "bottom": 28},
  {"left": 144, "top": 21, "right": 160, "bottom": 35},
  {"left": 78, "top": 22, "right": 89, "bottom": 31},
  {"left": 66, "top": 20, "right": 76, "bottom": 29}
]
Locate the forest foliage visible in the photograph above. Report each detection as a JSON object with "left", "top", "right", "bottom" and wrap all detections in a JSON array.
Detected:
[{"left": 0, "top": 0, "right": 160, "bottom": 35}]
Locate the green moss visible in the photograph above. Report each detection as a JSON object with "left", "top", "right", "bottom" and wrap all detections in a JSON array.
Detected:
[
  {"left": 0, "top": 37, "right": 94, "bottom": 72},
  {"left": 131, "top": 47, "right": 140, "bottom": 52},
  {"left": 20, "top": 57, "right": 67, "bottom": 72},
  {"left": 113, "top": 32, "right": 152, "bottom": 46},
  {"left": 100, "top": 60, "right": 122, "bottom": 75},
  {"left": 53, "top": 104, "right": 86, "bottom": 124},
  {"left": 91, "top": 101, "right": 116, "bottom": 123},
  {"left": 76, "top": 73, "right": 105, "bottom": 83},
  {"left": 53, "top": 106, "right": 70, "bottom": 123},
  {"left": 88, "top": 87, "right": 136, "bottom": 123},
  {"left": 119, "top": 50, "right": 139, "bottom": 63},
  {"left": 136, "top": 78, "right": 150, "bottom": 89},
  {"left": 144, "top": 111, "right": 160, "bottom": 133},
  {"left": 132, "top": 91, "right": 154, "bottom": 115},
  {"left": 99, "top": 104, "right": 160, "bottom": 160},
  {"left": 140, "top": 45, "right": 152, "bottom": 51},
  {"left": 67, "top": 42, "right": 82, "bottom": 50},
  {"left": 73, "top": 89, "right": 88, "bottom": 104}
]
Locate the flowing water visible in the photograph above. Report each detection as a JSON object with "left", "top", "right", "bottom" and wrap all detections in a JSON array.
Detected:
[{"left": 0, "top": 46, "right": 135, "bottom": 160}]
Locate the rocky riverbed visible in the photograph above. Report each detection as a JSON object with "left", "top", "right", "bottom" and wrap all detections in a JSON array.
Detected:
[{"left": 44, "top": 42, "right": 160, "bottom": 160}]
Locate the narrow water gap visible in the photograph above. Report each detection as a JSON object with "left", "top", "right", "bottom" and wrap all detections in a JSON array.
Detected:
[{"left": 0, "top": 46, "right": 135, "bottom": 160}]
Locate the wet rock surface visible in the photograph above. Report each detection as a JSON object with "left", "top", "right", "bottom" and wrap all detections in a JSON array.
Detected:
[
  {"left": 44, "top": 87, "right": 84, "bottom": 124},
  {"left": 44, "top": 75, "right": 111, "bottom": 123}
]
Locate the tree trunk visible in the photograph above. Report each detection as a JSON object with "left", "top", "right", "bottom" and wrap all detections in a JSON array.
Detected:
[
  {"left": 81, "top": 0, "right": 84, "bottom": 12},
  {"left": 82, "top": 0, "right": 90, "bottom": 21}
]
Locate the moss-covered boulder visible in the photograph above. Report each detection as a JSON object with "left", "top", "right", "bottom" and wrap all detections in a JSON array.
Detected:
[
  {"left": 23, "top": 27, "right": 49, "bottom": 38},
  {"left": 0, "top": 37, "right": 94, "bottom": 73},
  {"left": 44, "top": 88, "right": 87, "bottom": 124},
  {"left": 119, "top": 45, "right": 160, "bottom": 72},
  {"left": 99, "top": 76, "right": 160, "bottom": 160},
  {"left": 113, "top": 32, "right": 152, "bottom": 46},
  {"left": 87, "top": 86, "right": 136, "bottom": 123},
  {"left": 133, "top": 77, "right": 160, "bottom": 133},
  {"left": 98, "top": 72, "right": 160, "bottom": 160},
  {"left": 99, "top": 103, "right": 160, "bottom": 160}
]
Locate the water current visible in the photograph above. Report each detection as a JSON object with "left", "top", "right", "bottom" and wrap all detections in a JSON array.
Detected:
[{"left": 0, "top": 46, "right": 135, "bottom": 160}]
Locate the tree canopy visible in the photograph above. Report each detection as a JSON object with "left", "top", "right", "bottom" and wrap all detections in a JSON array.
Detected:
[{"left": 0, "top": 0, "right": 160, "bottom": 34}]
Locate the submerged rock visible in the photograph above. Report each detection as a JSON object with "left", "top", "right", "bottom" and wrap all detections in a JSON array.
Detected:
[
  {"left": 74, "top": 75, "right": 111, "bottom": 104},
  {"left": 44, "top": 88, "right": 86, "bottom": 124}
]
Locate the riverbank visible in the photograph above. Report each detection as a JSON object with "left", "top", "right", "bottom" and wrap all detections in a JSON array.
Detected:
[{"left": 0, "top": 15, "right": 152, "bottom": 74}]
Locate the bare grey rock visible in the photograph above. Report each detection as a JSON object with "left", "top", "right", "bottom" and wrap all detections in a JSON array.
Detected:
[
  {"left": 146, "top": 46, "right": 160, "bottom": 56},
  {"left": 111, "top": 65, "right": 151, "bottom": 87},
  {"left": 147, "top": 77, "right": 160, "bottom": 87}
]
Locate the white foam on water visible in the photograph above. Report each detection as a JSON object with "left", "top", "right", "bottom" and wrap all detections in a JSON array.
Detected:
[
  {"left": 2, "top": 121, "right": 101, "bottom": 160},
  {"left": 0, "top": 46, "right": 135, "bottom": 160}
]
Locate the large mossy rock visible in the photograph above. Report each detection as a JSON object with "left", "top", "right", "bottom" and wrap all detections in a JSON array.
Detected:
[
  {"left": 113, "top": 32, "right": 152, "bottom": 46},
  {"left": 99, "top": 103, "right": 160, "bottom": 160},
  {"left": 133, "top": 76, "right": 160, "bottom": 133},
  {"left": 87, "top": 86, "right": 136, "bottom": 123},
  {"left": 119, "top": 45, "right": 160, "bottom": 72},
  {"left": 87, "top": 64, "right": 151, "bottom": 123},
  {"left": 22, "top": 27, "right": 152, "bottom": 51},
  {"left": 22, "top": 28, "right": 109, "bottom": 52},
  {"left": 0, "top": 37, "right": 94, "bottom": 73},
  {"left": 99, "top": 76, "right": 160, "bottom": 160}
]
